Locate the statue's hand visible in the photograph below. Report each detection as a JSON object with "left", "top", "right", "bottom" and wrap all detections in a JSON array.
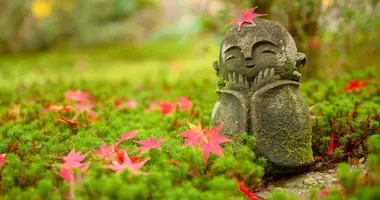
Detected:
[
  {"left": 251, "top": 68, "right": 280, "bottom": 94},
  {"left": 228, "top": 72, "right": 250, "bottom": 94}
]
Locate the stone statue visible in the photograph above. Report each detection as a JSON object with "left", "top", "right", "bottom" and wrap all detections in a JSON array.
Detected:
[{"left": 211, "top": 19, "right": 313, "bottom": 173}]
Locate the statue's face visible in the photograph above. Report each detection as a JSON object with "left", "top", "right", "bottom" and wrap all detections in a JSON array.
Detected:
[
  {"left": 217, "top": 21, "right": 305, "bottom": 83},
  {"left": 220, "top": 35, "right": 281, "bottom": 82}
]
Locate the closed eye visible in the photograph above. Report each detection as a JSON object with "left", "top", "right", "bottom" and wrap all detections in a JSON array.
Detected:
[
  {"left": 262, "top": 50, "right": 275, "bottom": 54},
  {"left": 225, "top": 55, "right": 235, "bottom": 61}
]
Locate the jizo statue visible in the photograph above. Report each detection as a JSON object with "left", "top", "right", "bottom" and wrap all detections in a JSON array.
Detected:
[{"left": 211, "top": 10, "right": 313, "bottom": 173}]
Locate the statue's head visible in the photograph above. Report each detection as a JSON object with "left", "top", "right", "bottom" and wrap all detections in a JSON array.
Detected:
[{"left": 214, "top": 19, "right": 306, "bottom": 85}]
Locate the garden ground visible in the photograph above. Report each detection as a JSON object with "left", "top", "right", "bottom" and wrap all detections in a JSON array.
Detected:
[{"left": 0, "top": 39, "right": 379, "bottom": 199}]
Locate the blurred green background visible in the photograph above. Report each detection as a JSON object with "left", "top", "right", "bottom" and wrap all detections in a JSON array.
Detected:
[{"left": 0, "top": 0, "right": 379, "bottom": 86}]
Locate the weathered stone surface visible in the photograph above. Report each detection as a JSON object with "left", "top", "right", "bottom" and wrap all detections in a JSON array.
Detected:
[
  {"left": 210, "top": 19, "right": 312, "bottom": 172},
  {"left": 256, "top": 170, "right": 339, "bottom": 200},
  {"left": 251, "top": 81, "right": 313, "bottom": 170}
]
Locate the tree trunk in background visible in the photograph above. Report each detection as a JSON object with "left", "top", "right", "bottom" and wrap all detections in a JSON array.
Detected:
[{"left": 286, "top": 0, "right": 322, "bottom": 79}]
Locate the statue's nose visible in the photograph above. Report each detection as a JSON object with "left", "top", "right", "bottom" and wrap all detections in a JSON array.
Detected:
[{"left": 243, "top": 49, "right": 252, "bottom": 60}]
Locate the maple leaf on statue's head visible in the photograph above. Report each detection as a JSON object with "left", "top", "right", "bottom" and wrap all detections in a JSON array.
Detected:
[
  {"left": 199, "top": 124, "right": 233, "bottom": 167},
  {"left": 225, "top": 7, "right": 267, "bottom": 31}
]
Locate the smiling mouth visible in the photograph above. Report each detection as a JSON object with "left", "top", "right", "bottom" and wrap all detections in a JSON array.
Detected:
[{"left": 246, "top": 64, "right": 256, "bottom": 69}]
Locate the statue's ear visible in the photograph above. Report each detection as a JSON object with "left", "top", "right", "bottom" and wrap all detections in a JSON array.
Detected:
[
  {"left": 296, "top": 53, "right": 307, "bottom": 68},
  {"left": 212, "top": 61, "right": 219, "bottom": 75}
]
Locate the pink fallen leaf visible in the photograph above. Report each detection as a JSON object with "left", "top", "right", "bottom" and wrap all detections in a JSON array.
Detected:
[
  {"left": 62, "top": 149, "right": 90, "bottom": 168},
  {"left": 93, "top": 141, "right": 120, "bottom": 162},
  {"left": 199, "top": 124, "right": 233, "bottom": 167},
  {"left": 75, "top": 103, "right": 97, "bottom": 116},
  {"left": 134, "top": 136, "right": 164, "bottom": 152},
  {"left": 55, "top": 153, "right": 89, "bottom": 182},
  {"left": 102, "top": 150, "right": 149, "bottom": 175},
  {"left": 0, "top": 153, "right": 6, "bottom": 167},
  {"left": 225, "top": 7, "right": 267, "bottom": 31},
  {"left": 65, "top": 90, "right": 93, "bottom": 103},
  {"left": 327, "top": 132, "right": 336, "bottom": 155},
  {"left": 177, "top": 123, "right": 205, "bottom": 149},
  {"left": 174, "top": 96, "right": 192, "bottom": 111},
  {"left": 120, "top": 131, "right": 137, "bottom": 141},
  {"left": 56, "top": 168, "right": 73, "bottom": 182}
]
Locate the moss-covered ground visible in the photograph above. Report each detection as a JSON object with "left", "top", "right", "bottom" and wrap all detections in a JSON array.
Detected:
[{"left": 0, "top": 40, "right": 379, "bottom": 199}]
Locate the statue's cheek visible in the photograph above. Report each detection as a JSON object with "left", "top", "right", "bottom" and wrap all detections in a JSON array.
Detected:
[{"left": 220, "top": 59, "right": 245, "bottom": 75}]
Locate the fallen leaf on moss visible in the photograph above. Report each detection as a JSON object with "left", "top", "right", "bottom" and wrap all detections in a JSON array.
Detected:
[
  {"left": 102, "top": 150, "right": 149, "bottom": 175},
  {"left": 0, "top": 153, "right": 6, "bottom": 167},
  {"left": 200, "top": 124, "right": 232, "bottom": 167},
  {"left": 120, "top": 131, "right": 137, "bottom": 141},
  {"left": 134, "top": 136, "right": 164, "bottom": 152},
  {"left": 57, "top": 112, "right": 78, "bottom": 126},
  {"left": 178, "top": 123, "right": 205, "bottom": 149},
  {"left": 93, "top": 141, "right": 120, "bottom": 162},
  {"left": 174, "top": 96, "right": 192, "bottom": 111}
]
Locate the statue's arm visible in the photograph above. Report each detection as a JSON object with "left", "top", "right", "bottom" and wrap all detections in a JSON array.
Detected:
[{"left": 210, "top": 61, "right": 250, "bottom": 138}]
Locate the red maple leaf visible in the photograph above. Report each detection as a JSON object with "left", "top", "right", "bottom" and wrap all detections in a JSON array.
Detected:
[
  {"left": 344, "top": 78, "right": 366, "bottom": 93},
  {"left": 174, "top": 96, "right": 192, "bottom": 111},
  {"left": 177, "top": 123, "right": 205, "bottom": 149},
  {"left": 115, "top": 150, "right": 139, "bottom": 164},
  {"left": 199, "top": 124, "right": 233, "bottom": 167},
  {"left": 134, "top": 136, "right": 164, "bottom": 152},
  {"left": 102, "top": 150, "right": 149, "bottom": 175},
  {"left": 236, "top": 180, "right": 257, "bottom": 200},
  {"left": 93, "top": 141, "right": 120, "bottom": 162},
  {"left": 148, "top": 101, "right": 175, "bottom": 116},
  {"left": 120, "top": 131, "right": 137, "bottom": 141},
  {"left": 57, "top": 112, "right": 78, "bottom": 126},
  {"left": 0, "top": 153, "right": 6, "bottom": 167},
  {"left": 225, "top": 7, "right": 267, "bottom": 31},
  {"left": 327, "top": 132, "right": 336, "bottom": 155}
]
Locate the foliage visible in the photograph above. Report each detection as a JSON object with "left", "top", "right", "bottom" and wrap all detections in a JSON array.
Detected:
[
  {"left": 0, "top": 42, "right": 379, "bottom": 199},
  {"left": 0, "top": 0, "right": 157, "bottom": 53}
]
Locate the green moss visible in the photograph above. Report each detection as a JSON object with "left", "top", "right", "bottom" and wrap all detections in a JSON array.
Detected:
[{"left": 0, "top": 43, "right": 378, "bottom": 199}]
